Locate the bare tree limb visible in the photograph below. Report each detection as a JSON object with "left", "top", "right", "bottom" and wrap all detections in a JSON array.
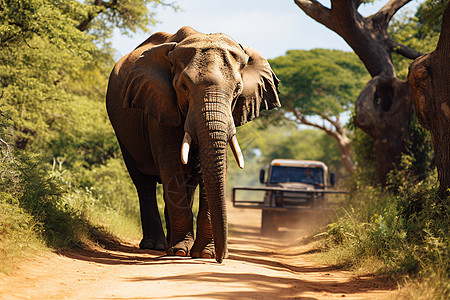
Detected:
[
  {"left": 371, "top": 0, "right": 411, "bottom": 26},
  {"left": 0, "top": 137, "right": 12, "bottom": 162},
  {"left": 388, "top": 39, "right": 424, "bottom": 59},
  {"left": 291, "top": 108, "right": 355, "bottom": 173},
  {"left": 293, "top": 0, "right": 335, "bottom": 31},
  {"left": 291, "top": 109, "right": 338, "bottom": 138},
  {"left": 318, "top": 112, "right": 342, "bottom": 132},
  {"left": 76, "top": 0, "right": 117, "bottom": 32}
]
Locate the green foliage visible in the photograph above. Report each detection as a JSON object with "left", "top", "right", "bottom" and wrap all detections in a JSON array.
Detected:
[
  {"left": 389, "top": 161, "right": 447, "bottom": 245},
  {"left": 415, "top": 0, "right": 449, "bottom": 37},
  {"left": 1, "top": 150, "right": 87, "bottom": 249},
  {"left": 80, "top": 0, "right": 177, "bottom": 38},
  {"left": 320, "top": 156, "right": 448, "bottom": 296},
  {"left": 49, "top": 97, "right": 119, "bottom": 168},
  {"left": 322, "top": 187, "right": 410, "bottom": 272},
  {"left": 0, "top": 0, "right": 165, "bottom": 272},
  {"left": 347, "top": 122, "right": 378, "bottom": 186},
  {"left": 269, "top": 49, "right": 369, "bottom": 117},
  {"left": 0, "top": 192, "right": 45, "bottom": 274},
  {"left": 0, "top": 0, "right": 93, "bottom": 49},
  {"left": 389, "top": 0, "right": 446, "bottom": 79},
  {"left": 77, "top": 158, "right": 139, "bottom": 218},
  {"left": 0, "top": 0, "right": 95, "bottom": 150}
]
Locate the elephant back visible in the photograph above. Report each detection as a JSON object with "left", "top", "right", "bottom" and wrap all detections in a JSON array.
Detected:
[{"left": 135, "top": 26, "right": 200, "bottom": 50}]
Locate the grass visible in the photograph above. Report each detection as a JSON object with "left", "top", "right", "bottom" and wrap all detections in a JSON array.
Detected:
[
  {"left": 314, "top": 163, "right": 449, "bottom": 298},
  {"left": 398, "top": 270, "right": 450, "bottom": 300},
  {"left": 0, "top": 149, "right": 202, "bottom": 275},
  {"left": 0, "top": 151, "right": 142, "bottom": 274},
  {"left": 0, "top": 193, "right": 46, "bottom": 275}
]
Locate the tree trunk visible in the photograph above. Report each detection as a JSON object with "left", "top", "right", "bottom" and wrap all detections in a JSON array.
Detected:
[
  {"left": 354, "top": 76, "right": 413, "bottom": 184},
  {"left": 330, "top": 1, "right": 413, "bottom": 185},
  {"left": 294, "top": 0, "right": 421, "bottom": 185},
  {"left": 334, "top": 133, "right": 355, "bottom": 174},
  {"left": 408, "top": 3, "right": 450, "bottom": 199}
]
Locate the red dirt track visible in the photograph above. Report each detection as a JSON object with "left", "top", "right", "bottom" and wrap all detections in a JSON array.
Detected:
[{"left": 0, "top": 202, "right": 397, "bottom": 299}]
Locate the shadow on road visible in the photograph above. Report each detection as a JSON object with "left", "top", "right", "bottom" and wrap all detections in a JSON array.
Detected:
[{"left": 53, "top": 214, "right": 396, "bottom": 299}]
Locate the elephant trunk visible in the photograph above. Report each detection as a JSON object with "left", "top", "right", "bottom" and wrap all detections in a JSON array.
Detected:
[{"left": 187, "top": 88, "right": 236, "bottom": 262}]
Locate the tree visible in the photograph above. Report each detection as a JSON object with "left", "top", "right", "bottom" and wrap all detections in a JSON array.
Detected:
[
  {"left": 75, "top": 0, "right": 176, "bottom": 34},
  {"left": 0, "top": 0, "right": 177, "bottom": 254},
  {"left": 408, "top": 2, "right": 450, "bottom": 199},
  {"left": 269, "top": 49, "right": 370, "bottom": 173},
  {"left": 0, "top": 0, "right": 172, "bottom": 151},
  {"left": 0, "top": 0, "right": 95, "bottom": 149},
  {"left": 293, "top": 0, "right": 425, "bottom": 184}
]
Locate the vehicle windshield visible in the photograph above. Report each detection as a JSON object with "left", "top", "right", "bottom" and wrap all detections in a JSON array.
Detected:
[{"left": 269, "top": 166, "right": 324, "bottom": 185}]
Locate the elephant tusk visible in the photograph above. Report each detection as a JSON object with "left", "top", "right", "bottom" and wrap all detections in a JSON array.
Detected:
[
  {"left": 181, "top": 132, "right": 192, "bottom": 164},
  {"left": 230, "top": 135, "right": 245, "bottom": 169}
]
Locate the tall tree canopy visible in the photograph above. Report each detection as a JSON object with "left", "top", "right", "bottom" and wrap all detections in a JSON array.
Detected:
[
  {"left": 0, "top": 0, "right": 172, "bottom": 152},
  {"left": 0, "top": 0, "right": 96, "bottom": 149},
  {"left": 269, "top": 49, "right": 369, "bottom": 173},
  {"left": 293, "top": 0, "right": 439, "bottom": 184}
]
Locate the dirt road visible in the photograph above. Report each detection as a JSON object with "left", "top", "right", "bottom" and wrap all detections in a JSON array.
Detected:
[{"left": 0, "top": 203, "right": 397, "bottom": 299}]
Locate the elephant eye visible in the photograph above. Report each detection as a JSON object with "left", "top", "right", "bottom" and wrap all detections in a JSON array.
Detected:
[{"left": 180, "top": 82, "right": 189, "bottom": 95}]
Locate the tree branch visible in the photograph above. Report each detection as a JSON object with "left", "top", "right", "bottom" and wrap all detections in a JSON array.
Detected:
[
  {"left": 77, "top": 0, "right": 110, "bottom": 32},
  {"left": 293, "top": 0, "right": 335, "bottom": 31},
  {"left": 388, "top": 39, "right": 423, "bottom": 59},
  {"left": 291, "top": 109, "right": 338, "bottom": 139},
  {"left": 318, "top": 112, "right": 343, "bottom": 133},
  {"left": 0, "top": 137, "right": 12, "bottom": 162},
  {"left": 371, "top": 0, "right": 411, "bottom": 26}
]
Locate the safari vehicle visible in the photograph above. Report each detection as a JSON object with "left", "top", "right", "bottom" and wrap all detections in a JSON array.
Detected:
[{"left": 232, "top": 159, "right": 345, "bottom": 234}]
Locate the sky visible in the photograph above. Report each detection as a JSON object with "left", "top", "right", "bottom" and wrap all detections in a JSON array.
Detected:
[{"left": 111, "top": 0, "right": 420, "bottom": 61}]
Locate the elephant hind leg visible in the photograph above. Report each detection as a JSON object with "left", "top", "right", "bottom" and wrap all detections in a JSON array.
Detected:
[
  {"left": 137, "top": 179, "right": 167, "bottom": 251},
  {"left": 118, "top": 140, "right": 167, "bottom": 251}
]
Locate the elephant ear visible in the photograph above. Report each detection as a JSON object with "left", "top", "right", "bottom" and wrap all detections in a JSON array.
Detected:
[
  {"left": 122, "top": 42, "right": 180, "bottom": 126},
  {"left": 233, "top": 44, "right": 281, "bottom": 127}
]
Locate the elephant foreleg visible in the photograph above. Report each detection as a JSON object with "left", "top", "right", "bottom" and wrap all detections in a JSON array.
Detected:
[
  {"left": 163, "top": 171, "right": 197, "bottom": 256},
  {"left": 191, "top": 180, "right": 215, "bottom": 259}
]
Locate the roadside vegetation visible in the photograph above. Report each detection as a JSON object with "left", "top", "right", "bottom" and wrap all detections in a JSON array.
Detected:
[
  {"left": 317, "top": 125, "right": 448, "bottom": 298},
  {"left": 311, "top": 2, "right": 449, "bottom": 297},
  {"left": 0, "top": 0, "right": 448, "bottom": 298},
  {"left": 0, "top": 0, "right": 168, "bottom": 273}
]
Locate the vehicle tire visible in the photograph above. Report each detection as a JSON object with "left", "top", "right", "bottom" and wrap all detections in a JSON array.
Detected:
[{"left": 261, "top": 210, "right": 278, "bottom": 235}]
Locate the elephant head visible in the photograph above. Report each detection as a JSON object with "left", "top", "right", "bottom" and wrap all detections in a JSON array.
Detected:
[{"left": 122, "top": 26, "right": 280, "bottom": 262}]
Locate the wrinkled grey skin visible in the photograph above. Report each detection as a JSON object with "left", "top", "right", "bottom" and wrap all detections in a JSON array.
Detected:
[{"left": 106, "top": 26, "right": 280, "bottom": 262}]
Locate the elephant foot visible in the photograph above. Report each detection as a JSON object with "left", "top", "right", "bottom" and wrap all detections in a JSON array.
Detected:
[
  {"left": 166, "top": 237, "right": 194, "bottom": 257},
  {"left": 191, "top": 240, "right": 215, "bottom": 259},
  {"left": 139, "top": 236, "right": 167, "bottom": 251}
]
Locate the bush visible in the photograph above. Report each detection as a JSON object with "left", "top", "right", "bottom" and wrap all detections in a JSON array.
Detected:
[
  {"left": 2, "top": 151, "right": 93, "bottom": 248},
  {"left": 319, "top": 154, "right": 449, "bottom": 296},
  {"left": 0, "top": 192, "right": 45, "bottom": 274}
]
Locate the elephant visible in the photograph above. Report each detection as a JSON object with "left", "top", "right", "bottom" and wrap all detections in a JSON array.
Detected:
[{"left": 106, "top": 26, "right": 280, "bottom": 262}]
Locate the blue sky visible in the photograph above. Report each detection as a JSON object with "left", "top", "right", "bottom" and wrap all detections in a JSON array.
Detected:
[{"left": 111, "top": 0, "right": 420, "bottom": 60}]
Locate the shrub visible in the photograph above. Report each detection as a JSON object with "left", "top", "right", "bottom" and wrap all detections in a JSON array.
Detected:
[
  {"left": 319, "top": 152, "right": 448, "bottom": 296},
  {"left": 0, "top": 192, "right": 45, "bottom": 274}
]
